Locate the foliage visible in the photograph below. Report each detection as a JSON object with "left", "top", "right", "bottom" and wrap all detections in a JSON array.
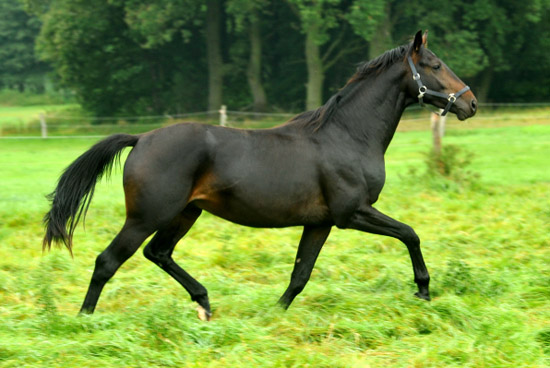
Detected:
[
  {"left": 7, "top": 0, "right": 550, "bottom": 115},
  {"left": 120, "top": 0, "right": 202, "bottom": 48},
  {"left": 401, "top": 143, "right": 480, "bottom": 192},
  {"left": 0, "top": 88, "right": 71, "bottom": 106},
  {"left": 226, "top": 0, "right": 268, "bottom": 32},
  {"left": 397, "top": 0, "right": 550, "bottom": 100},
  {"left": 346, "top": 0, "right": 389, "bottom": 42},
  {"left": 425, "top": 145, "right": 480, "bottom": 186},
  {"left": 0, "top": 120, "right": 549, "bottom": 366},
  {"left": 0, "top": 0, "right": 49, "bottom": 92},
  {"left": 36, "top": 0, "right": 153, "bottom": 116}
]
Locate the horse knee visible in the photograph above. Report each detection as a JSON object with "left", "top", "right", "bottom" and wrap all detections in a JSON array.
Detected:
[{"left": 400, "top": 225, "right": 420, "bottom": 247}]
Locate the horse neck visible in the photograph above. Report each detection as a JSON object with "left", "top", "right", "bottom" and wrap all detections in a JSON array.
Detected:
[{"left": 327, "top": 63, "right": 413, "bottom": 152}]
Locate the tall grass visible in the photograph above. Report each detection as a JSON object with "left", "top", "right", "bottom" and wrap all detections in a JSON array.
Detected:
[{"left": 0, "top": 122, "right": 548, "bottom": 367}]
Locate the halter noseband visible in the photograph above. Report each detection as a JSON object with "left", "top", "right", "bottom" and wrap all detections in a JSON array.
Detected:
[{"left": 407, "top": 56, "right": 470, "bottom": 116}]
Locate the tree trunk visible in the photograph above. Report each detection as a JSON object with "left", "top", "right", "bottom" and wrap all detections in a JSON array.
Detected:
[
  {"left": 368, "top": 3, "right": 393, "bottom": 61},
  {"left": 305, "top": 24, "right": 324, "bottom": 111},
  {"left": 206, "top": 0, "right": 223, "bottom": 111},
  {"left": 246, "top": 15, "right": 267, "bottom": 112},
  {"left": 476, "top": 68, "right": 493, "bottom": 103}
]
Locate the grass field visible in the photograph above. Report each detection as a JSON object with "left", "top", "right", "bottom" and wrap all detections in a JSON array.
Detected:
[{"left": 0, "top": 118, "right": 549, "bottom": 367}]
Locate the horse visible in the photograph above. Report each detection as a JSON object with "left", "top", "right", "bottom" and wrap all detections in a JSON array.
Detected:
[{"left": 43, "top": 30, "right": 477, "bottom": 320}]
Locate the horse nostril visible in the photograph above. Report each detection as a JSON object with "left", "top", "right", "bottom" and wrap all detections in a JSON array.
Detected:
[{"left": 471, "top": 99, "right": 477, "bottom": 112}]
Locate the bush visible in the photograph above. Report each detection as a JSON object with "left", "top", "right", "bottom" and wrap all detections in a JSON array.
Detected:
[
  {"left": 0, "top": 89, "right": 72, "bottom": 106},
  {"left": 404, "top": 144, "right": 481, "bottom": 191}
]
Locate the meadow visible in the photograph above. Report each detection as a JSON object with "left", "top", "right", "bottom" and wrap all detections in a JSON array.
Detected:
[{"left": 0, "top": 114, "right": 549, "bottom": 367}]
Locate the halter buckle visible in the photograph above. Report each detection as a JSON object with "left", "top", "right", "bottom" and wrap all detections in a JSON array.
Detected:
[
  {"left": 418, "top": 86, "right": 427, "bottom": 99},
  {"left": 413, "top": 73, "right": 421, "bottom": 81},
  {"left": 448, "top": 93, "right": 457, "bottom": 103}
]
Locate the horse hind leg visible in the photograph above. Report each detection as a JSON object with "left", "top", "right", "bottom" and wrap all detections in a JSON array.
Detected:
[
  {"left": 142, "top": 206, "right": 211, "bottom": 320},
  {"left": 80, "top": 219, "right": 155, "bottom": 314}
]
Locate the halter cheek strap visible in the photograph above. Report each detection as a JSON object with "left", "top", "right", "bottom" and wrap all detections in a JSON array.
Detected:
[{"left": 407, "top": 56, "right": 470, "bottom": 116}]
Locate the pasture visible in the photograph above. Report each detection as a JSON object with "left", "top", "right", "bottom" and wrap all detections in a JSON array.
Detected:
[{"left": 0, "top": 118, "right": 549, "bottom": 367}]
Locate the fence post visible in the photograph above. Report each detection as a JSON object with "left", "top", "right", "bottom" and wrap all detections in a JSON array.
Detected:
[
  {"left": 40, "top": 113, "right": 48, "bottom": 138},
  {"left": 430, "top": 110, "right": 447, "bottom": 155},
  {"left": 219, "top": 105, "right": 227, "bottom": 127}
]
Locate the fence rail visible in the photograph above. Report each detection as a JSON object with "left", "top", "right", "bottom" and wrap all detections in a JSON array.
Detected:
[{"left": 1, "top": 102, "right": 549, "bottom": 139}]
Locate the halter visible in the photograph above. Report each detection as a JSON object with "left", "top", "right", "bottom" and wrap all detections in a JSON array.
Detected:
[{"left": 407, "top": 56, "right": 470, "bottom": 116}]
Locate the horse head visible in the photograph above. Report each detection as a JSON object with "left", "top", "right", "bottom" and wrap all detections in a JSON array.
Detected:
[{"left": 406, "top": 30, "right": 478, "bottom": 120}]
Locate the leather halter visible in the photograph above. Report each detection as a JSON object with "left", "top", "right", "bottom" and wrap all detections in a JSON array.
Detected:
[{"left": 407, "top": 56, "right": 470, "bottom": 116}]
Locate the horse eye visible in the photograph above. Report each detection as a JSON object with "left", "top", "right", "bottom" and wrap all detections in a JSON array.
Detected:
[{"left": 433, "top": 64, "right": 441, "bottom": 70}]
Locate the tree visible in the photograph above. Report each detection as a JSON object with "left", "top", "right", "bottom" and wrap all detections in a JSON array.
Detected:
[
  {"left": 470, "top": 0, "right": 550, "bottom": 101},
  {"left": 21, "top": 0, "right": 550, "bottom": 115},
  {"left": 492, "top": 0, "right": 550, "bottom": 101},
  {"left": 226, "top": 0, "right": 269, "bottom": 112},
  {"left": 35, "top": 0, "right": 158, "bottom": 115},
  {"left": 396, "top": 0, "right": 550, "bottom": 101},
  {"left": 122, "top": 0, "right": 225, "bottom": 111},
  {"left": 0, "top": 0, "right": 48, "bottom": 92},
  {"left": 206, "top": 0, "right": 224, "bottom": 111},
  {"left": 345, "top": 0, "right": 392, "bottom": 60},
  {"left": 286, "top": 0, "right": 387, "bottom": 110}
]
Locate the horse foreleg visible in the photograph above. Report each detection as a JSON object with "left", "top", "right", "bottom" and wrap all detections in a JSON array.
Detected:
[
  {"left": 278, "top": 225, "right": 332, "bottom": 309},
  {"left": 142, "top": 206, "right": 211, "bottom": 320},
  {"left": 79, "top": 219, "right": 154, "bottom": 314},
  {"left": 347, "top": 205, "right": 431, "bottom": 300}
]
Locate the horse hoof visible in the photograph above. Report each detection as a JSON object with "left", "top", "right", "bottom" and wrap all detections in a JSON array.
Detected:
[
  {"left": 414, "top": 291, "right": 431, "bottom": 301},
  {"left": 197, "top": 305, "right": 212, "bottom": 321}
]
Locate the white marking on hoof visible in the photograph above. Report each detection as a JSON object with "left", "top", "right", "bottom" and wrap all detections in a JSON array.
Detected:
[{"left": 197, "top": 305, "right": 211, "bottom": 321}]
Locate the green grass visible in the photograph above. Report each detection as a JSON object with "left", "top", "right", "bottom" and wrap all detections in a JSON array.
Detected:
[{"left": 0, "top": 122, "right": 549, "bottom": 367}]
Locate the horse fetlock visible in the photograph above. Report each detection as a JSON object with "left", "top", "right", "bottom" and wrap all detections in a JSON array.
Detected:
[
  {"left": 414, "top": 279, "right": 431, "bottom": 301},
  {"left": 415, "top": 274, "right": 430, "bottom": 286},
  {"left": 194, "top": 293, "right": 210, "bottom": 308},
  {"left": 414, "top": 290, "right": 431, "bottom": 301},
  {"left": 196, "top": 304, "right": 212, "bottom": 321},
  {"left": 194, "top": 294, "right": 211, "bottom": 321},
  {"left": 277, "top": 296, "right": 291, "bottom": 310}
]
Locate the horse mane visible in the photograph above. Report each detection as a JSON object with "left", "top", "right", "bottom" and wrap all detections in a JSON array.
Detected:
[
  {"left": 288, "top": 42, "right": 412, "bottom": 131},
  {"left": 346, "top": 43, "right": 411, "bottom": 84}
]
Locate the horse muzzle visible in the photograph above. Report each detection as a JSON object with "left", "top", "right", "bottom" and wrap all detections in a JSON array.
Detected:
[{"left": 455, "top": 93, "right": 478, "bottom": 121}]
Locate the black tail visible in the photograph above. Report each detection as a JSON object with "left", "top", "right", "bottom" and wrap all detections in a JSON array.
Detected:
[{"left": 43, "top": 134, "right": 139, "bottom": 254}]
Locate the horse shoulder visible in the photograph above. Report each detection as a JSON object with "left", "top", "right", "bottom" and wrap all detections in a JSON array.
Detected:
[{"left": 317, "top": 145, "right": 386, "bottom": 228}]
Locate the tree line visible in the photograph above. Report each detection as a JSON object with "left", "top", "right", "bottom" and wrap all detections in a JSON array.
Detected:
[{"left": 1, "top": 0, "right": 549, "bottom": 116}]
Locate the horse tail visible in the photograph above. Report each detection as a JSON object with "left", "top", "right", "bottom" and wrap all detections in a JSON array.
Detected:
[{"left": 43, "top": 134, "right": 139, "bottom": 254}]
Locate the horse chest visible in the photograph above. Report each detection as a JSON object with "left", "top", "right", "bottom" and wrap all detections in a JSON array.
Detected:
[
  {"left": 324, "top": 150, "right": 386, "bottom": 203},
  {"left": 363, "top": 164, "right": 387, "bottom": 204}
]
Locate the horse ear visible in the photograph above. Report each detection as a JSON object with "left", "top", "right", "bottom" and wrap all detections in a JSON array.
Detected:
[
  {"left": 422, "top": 30, "right": 428, "bottom": 48},
  {"left": 412, "top": 30, "right": 423, "bottom": 53}
]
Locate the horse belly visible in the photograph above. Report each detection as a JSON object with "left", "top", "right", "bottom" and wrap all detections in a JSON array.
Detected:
[
  {"left": 190, "top": 175, "right": 331, "bottom": 227},
  {"left": 201, "top": 197, "right": 330, "bottom": 227}
]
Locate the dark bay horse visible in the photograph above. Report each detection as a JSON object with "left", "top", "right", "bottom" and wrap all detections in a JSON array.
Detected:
[{"left": 43, "top": 31, "right": 477, "bottom": 320}]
